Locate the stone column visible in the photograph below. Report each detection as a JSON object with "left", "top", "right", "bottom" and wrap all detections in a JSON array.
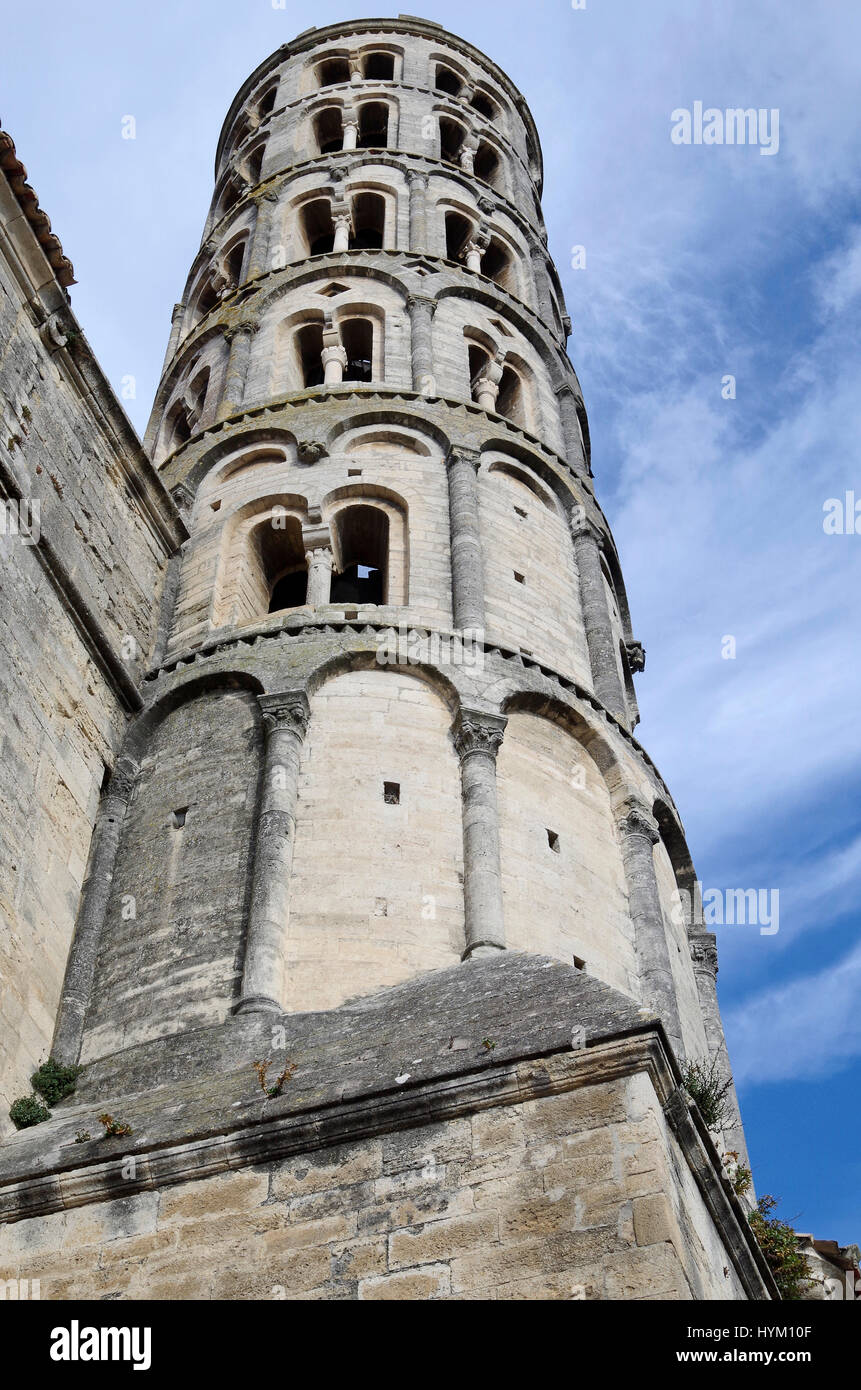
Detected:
[
  {"left": 530, "top": 239, "right": 555, "bottom": 324},
  {"left": 408, "top": 171, "right": 428, "bottom": 252},
  {"left": 459, "top": 137, "right": 478, "bottom": 175},
  {"left": 473, "top": 350, "right": 503, "bottom": 412},
  {"left": 690, "top": 932, "right": 752, "bottom": 1170},
  {"left": 305, "top": 546, "right": 334, "bottom": 606},
  {"left": 407, "top": 294, "right": 437, "bottom": 392},
  {"left": 247, "top": 191, "right": 279, "bottom": 280},
  {"left": 617, "top": 798, "right": 685, "bottom": 1061},
  {"left": 453, "top": 709, "right": 507, "bottom": 958},
  {"left": 445, "top": 446, "right": 486, "bottom": 633},
  {"left": 464, "top": 238, "right": 485, "bottom": 274},
  {"left": 349, "top": 57, "right": 363, "bottom": 85},
  {"left": 51, "top": 757, "right": 138, "bottom": 1065},
  {"left": 570, "top": 512, "right": 627, "bottom": 721},
  {"left": 217, "top": 321, "right": 258, "bottom": 420},
  {"left": 556, "top": 383, "right": 588, "bottom": 475},
  {"left": 332, "top": 203, "right": 352, "bottom": 253},
  {"left": 343, "top": 115, "right": 359, "bottom": 151},
  {"left": 236, "top": 692, "right": 311, "bottom": 1014},
  {"left": 321, "top": 315, "right": 347, "bottom": 385}
]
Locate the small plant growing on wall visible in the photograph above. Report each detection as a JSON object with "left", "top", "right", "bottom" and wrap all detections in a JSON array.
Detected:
[
  {"left": 253, "top": 1058, "right": 297, "bottom": 1099},
  {"left": 749, "top": 1195, "right": 812, "bottom": 1300},
  {"left": 98, "top": 1113, "right": 133, "bottom": 1138},
  {"left": 722, "top": 1149, "right": 753, "bottom": 1197},
  {"left": 31, "top": 1058, "right": 80, "bottom": 1107},
  {"left": 680, "top": 1054, "right": 733, "bottom": 1131},
  {"left": 9, "top": 1096, "right": 50, "bottom": 1130}
]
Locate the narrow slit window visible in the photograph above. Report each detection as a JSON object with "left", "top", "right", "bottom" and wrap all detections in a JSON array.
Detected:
[
  {"left": 384, "top": 781, "right": 400, "bottom": 805},
  {"left": 546, "top": 828, "right": 560, "bottom": 853},
  {"left": 514, "top": 571, "right": 525, "bottom": 584},
  {"left": 173, "top": 808, "right": 189, "bottom": 829}
]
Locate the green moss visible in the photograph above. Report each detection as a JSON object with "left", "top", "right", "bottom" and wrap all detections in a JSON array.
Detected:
[
  {"left": 31, "top": 1058, "right": 80, "bottom": 1107},
  {"left": 9, "top": 1096, "right": 50, "bottom": 1129}
]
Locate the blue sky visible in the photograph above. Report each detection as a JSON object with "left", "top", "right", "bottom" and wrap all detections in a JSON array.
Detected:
[{"left": 3, "top": 1, "right": 859, "bottom": 1244}]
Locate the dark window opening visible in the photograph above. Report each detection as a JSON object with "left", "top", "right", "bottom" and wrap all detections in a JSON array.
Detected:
[
  {"left": 245, "top": 145, "right": 264, "bottom": 185},
  {"left": 383, "top": 781, "right": 400, "bottom": 805},
  {"left": 318, "top": 57, "right": 350, "bottom": 87},
  {"left": 296, "top": 322, "right": 325, "bottom": 387},
  {"left": 470, "top": 91, "right": 495, "bottom": 120},
  {"left": 474, "top": 142, "right": 501, "bottom": 188},
  {"left": 435, "top": 65, "right": 461, "bottom": 97},
  {"left": 314, "top": 107, "right": 343, "bottom": 155},
  {"left": 481, "top": 239, "right": 513, "bottom": 292},
  {"left": 269, "top": 568, "right": 308, "bottom": 613},
  {"left": 573, "top": 955, "right": 586, "bottom": 971},
  {"left": 514, "top": 571, "right": 525, "bottom": 584},
  {"left": 357, "top": 102, "right": 389, "bottom": 148},
  {"left": 330, "top": 505, "right": 389, "bottom": 605},
  {"left": 173, "top": 807, "right": 188, "bottom": 829},
  {"left": 496, "top": 365, "right": 525, "bottom": 426},
  {"left": 468, "top": 342, "right": 491, "bottom": 394},
  {"left": 445, "top": 211, "right": 474, "bottom": 262},
  {"left": 340, "top": 318, "right": 373, "bottom": 382},
  {"left": 363, "top": 52, "right": 394, "bottom": 81},
  {"left": 439, "top": 117, "right": 466, "bottom": 164},
  {"left": 169, "top": 407, "right": 192, "bottom": 450},
  {"left": 218, "top": 179, "right": 242, "bottom": 218},
  {"left": 349, "top": 192, "right": 385, "bottom": 249},
  {"left": 547, "top": 829, "right": 560, "bottom": 853},
  {"left": 301, "top": 198, "right": 335, "bottom": 256},
  {"left": 195, "top": 278, "right": 219, "bottom": 320},
  {"left": 224, "top": 241, "right": 245, "bottom": 288},
  {"left": 258, "top": 86, "right": 277, "bottom": 119}
]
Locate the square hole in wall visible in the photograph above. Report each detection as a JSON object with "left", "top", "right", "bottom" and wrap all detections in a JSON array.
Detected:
[
  {"left": 172, "top": 807, "right": 189, "bottom": 829},
  {"left": 573, "top": 955, "right": 586, "bottom": 971},
  {"left": 210, "top": 499, "right": 222, "bottom": 511},
  {"left": 348, "top": 468, "right": 362, "bottom": 477},
  {"left": 344, "top": 609, "right": 359, "bottom": 620},
  {"left": 514, "top": 505, "right": 527, "bottom": 518},
  {"left": 384, "top": 781, "right": 401, "bottom": 805},
  {"left": 546, "top": 828, "right": 560, "bottom": 853},
  {"left": 514, "top": 571, "right": 525, "bottom": 584}
]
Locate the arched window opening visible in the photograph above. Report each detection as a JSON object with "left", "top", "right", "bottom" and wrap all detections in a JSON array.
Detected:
[
  {"left": 468, "top": 342, "right": 491, "bottom": 391},
  {"left": 296, "top": 322, "right": 325, "bottom": 387},
  {"left": 435, "top": 65, "right": 461, "bottom": 97},
  {"left": 218, "top": 178, "right": 243, "bottom": 219},
  {"left": 340, "top": 318, "right": 373, "bottom": 382},
  {"left": 257, "top": 85, "right": 277, "bottom": 119},
  {"left": 314, "top": 107, "right": 343, "bottom": 155},
  {"left": 445, "top": 210, "right": 474, "bottom": 261},
  {"left": 224, "top": 240, "right": 246, "bottom": 289},
  {"left": 188, "top": 368, "right": 210, "bottom": 421},
  {"left": 245, "top": 144, "right": 264, "bottom": 185},
  {"left": 358, "top": 102, "right": 389, "bottom": 148},
  {"left": 471, "top": 91, "right": 495, "bottom": 120},
  {"left": 330, "top": 505, "right": 389, "bottom": 605},
  {"left": 301, "top": 198, "right": 335, "bottom": 255},
  {"left": 363, "top": 51, "right": 394, "bottom": 80},
  {"left": 166, "top": 403, "right": 192, "bottom": 454},
  {"left": 194, "top": 277, "right": 219, "bottom": 322},
  {"left": 318, "top": 57, "right": 350, "bottom": 87},
  {"left": 439, "top": 117, "right": 466, "bottom": 164},
  {"left": 474, "top": 142, "right": 501, "bottom": 189},
  {"left": 497, "top": 365, "right": 526, "bottom": 428},
  {"left": 258, "top": 515, "right": 308, "bottom": 613},
  {"left": 350, "top": 192, "right": 385, "bottom": 249},
  {"left": 482, "top": 237, "right": 515, "bottom": 294}
]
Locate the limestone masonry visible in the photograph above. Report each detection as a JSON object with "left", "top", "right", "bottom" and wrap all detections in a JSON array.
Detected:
[{"left": 0, "top": 16, "right": 780, "bottom": 1300}]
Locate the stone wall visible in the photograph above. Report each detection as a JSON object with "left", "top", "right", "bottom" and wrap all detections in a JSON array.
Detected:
[{"left": 0, "top": 153, "right": 185, "bottom": 1133}]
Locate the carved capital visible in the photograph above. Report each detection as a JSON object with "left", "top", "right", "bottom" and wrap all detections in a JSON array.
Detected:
[
  {"left": 258, "top": 691, "right": 311, "bottom": 741},
  {"left": 170, "top": 483, "right": 195, "bottom": 513},
  {"left": 106, "top": 756, "right": 139, "bottom": 804},
  {"left": 569, "top": 509, "right": 602, "bottom": 546},
  {"left": 223, "top": 320, "right": 259, "bottom": 345},
  {"left": 477, "top": 195, "right": 495, "bottom": 217},
  {"left": 406, "top": 293, "right": 437, "bottom": 317},
  {"left": 689, "top": 932, "right": 719, "bottom": 978},
  {"left": 305, "top": 545, "right": 334, "bottom": 571},
  {"left": 407, "top": 169, "right": 428, "bottom": 190},
  {"left": 625, "top": 639, "right": 646, "bottom": 673},
  {"left": 452, "top": 709, "right": 507, "bottom": 761},
  {"left": 446, "top": 446, "right": 482, "bottom": 475},
  {"left": 616, "top": 798, "right": 659, "bottom": 846}
]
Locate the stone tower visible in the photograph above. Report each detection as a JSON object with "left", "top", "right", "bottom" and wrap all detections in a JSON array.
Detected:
[{"left": 0, "top": 17, "right": 775, "bottom": 1301}]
